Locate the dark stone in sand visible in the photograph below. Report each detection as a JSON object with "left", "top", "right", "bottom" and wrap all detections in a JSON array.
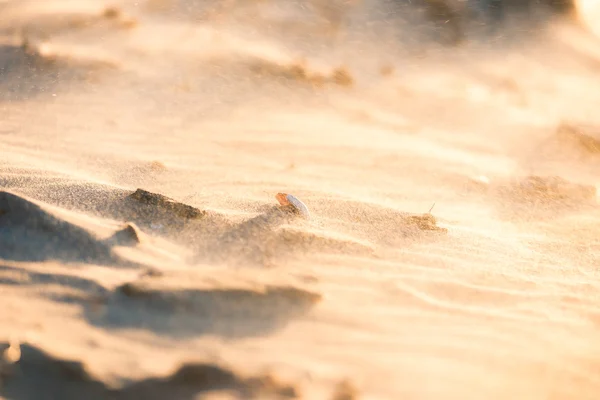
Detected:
[{"left": 128, "top": 189, "right": 205, "bottom": 220}]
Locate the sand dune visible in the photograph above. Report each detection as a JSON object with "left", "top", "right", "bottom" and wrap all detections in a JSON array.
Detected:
[
  {"left": 0, "top": 190, "right": 138, "bottom": 265},
  {"left": 2, "top": 0, "right": 600, "bottom": 399},
  {"left": 1, "top": 341, "right": 300, "bottom": 400}
]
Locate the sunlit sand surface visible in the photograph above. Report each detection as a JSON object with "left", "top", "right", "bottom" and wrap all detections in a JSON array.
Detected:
[{"left": 1, "top": 1, "right": 600, "bottom": 399}]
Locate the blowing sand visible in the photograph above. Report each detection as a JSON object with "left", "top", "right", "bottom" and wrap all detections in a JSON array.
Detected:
[{"left": 1, "top": 0, "right": 600, "bottom": 399}]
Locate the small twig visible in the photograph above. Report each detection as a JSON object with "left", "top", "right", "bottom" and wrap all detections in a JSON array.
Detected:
[{"left": 427, "top": 202, "right": 436, "bottom": 214}]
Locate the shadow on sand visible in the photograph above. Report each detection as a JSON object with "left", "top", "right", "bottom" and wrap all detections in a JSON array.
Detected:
[{"left": 0, "top": 342, "right": 299, "bottom": 400}]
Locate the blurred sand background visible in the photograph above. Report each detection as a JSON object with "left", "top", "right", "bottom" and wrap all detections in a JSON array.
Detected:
[{"left": 1, "top": 0, "right": 600, "bottom": 399}]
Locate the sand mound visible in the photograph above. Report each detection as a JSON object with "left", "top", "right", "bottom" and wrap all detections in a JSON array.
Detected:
[
  {"left": 0, "top": 180, "right": 386, "bottom": 267},
  {"left": 113, "top": 280, "right": 321, "bottom": 338},
  {"left": 1, "top": 341, "right": 299, "bottom": 400},
  {"left": 496, "top": 175, "right": 597, "bottom": 205},
  {"left": 460, "top": 173, "right": 598, "bottom": 222},
  {"left": 0, "top": 188, "right": 195, "bottom": 268},
  {"left": 555, "top": 122, "right": 600, "bottom": 156},
  {"left": 0, "top": 176, "right": 449, "bottom": 268},
  {"left": 520, "top": 121, "right": 600, "bottom": 168},
  {"left": 310, "top": 198, "right": 447, "bottom": 245},
  {"left": 0, "top": 191, "right": 138, "bottom": 266}
]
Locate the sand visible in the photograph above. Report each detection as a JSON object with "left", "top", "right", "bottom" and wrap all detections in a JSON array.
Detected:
[{"left": 1, "top": 0, "right": 600, "bottom": 399}]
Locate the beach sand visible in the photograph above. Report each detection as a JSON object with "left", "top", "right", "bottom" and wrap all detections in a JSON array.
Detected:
[{"left": 1, "top": 0, "right": 600, "bottom": 399}]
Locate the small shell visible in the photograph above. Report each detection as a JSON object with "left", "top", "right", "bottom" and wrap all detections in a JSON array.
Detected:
[{"left": 276, "top": 192, "right": 310, "bottom": 219}]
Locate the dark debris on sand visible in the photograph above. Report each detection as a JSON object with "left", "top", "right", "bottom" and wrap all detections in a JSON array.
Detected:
[
  {"left": 128, "top": 189, "right": 206, "bottom": 220},
  {"left": 249, "top": 59, "right": 354, "bottom": 89},
  {"left": 405, "top": 212, "right": 447, "bottom": 233}
]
